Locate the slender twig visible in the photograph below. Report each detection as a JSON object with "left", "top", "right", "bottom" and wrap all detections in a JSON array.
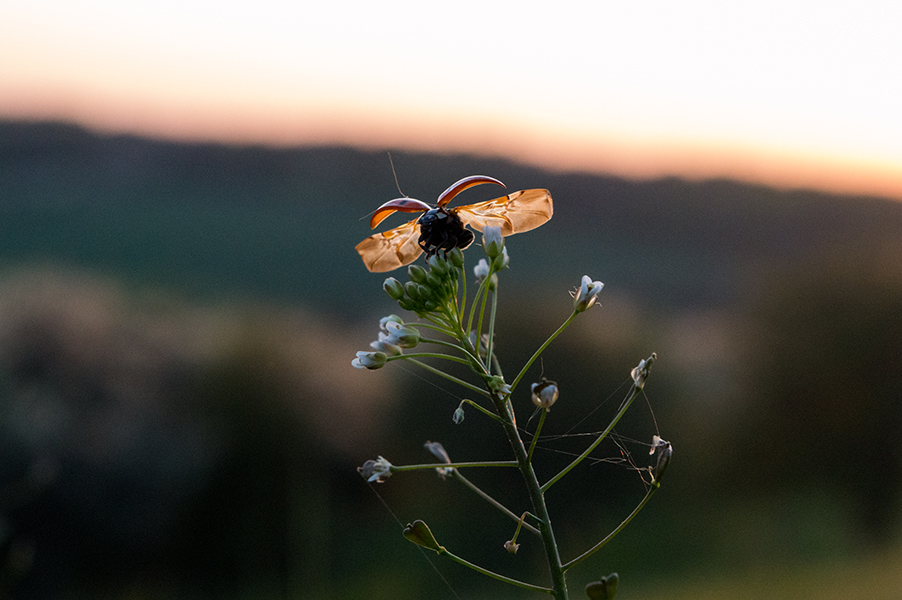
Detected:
[
  {"left": 391, "top": 460, "right": 518, "bottom": 473},
  {"left": 562, "top": 486, "right": 658, "bottom": 571},
  {"left": 509, "top": 311, "right": 578, "bottom": 394},
  {"left": 418, "top": 338, "right": 484, "bottom": 367},
  {"left": 527, "top": 408, "right": 548, "bottom": 463},
  {"left": 438, "top": 546, "right": 553, "bottom": 594},
  {"left": 486, "top": 280, "right": 498, "bottom": 375},
  {"left": 389, "top": 352, "right": 470, "bottom": 365},
  {"left": 459, "top": 399, "right": 507, "bottom": 425},
  {"left": 406, "top": 359, "right": 492, "bottom": 398},
  {"left": 541, "top": 384, "right": 642, "bottom": 492},
  {"left": 451, "top": 470, "right": 542, "bottom": 537}
]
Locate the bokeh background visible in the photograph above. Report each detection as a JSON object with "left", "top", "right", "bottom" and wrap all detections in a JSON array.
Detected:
[{"left": 2, "top": 2, "right": 902, "bottom": 599}]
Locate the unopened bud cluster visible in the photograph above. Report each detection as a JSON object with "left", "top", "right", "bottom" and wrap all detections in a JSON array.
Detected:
[{"left": 383, "top": 249, "right": 463, "bottom": 316}]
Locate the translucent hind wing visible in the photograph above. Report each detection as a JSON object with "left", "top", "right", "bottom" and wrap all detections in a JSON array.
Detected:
[
  {"left": 455, "top": 189, "right": 553, "bottom": 235},
  {"left": 355, "top": 219, "right": 423, "bottom": 272}
]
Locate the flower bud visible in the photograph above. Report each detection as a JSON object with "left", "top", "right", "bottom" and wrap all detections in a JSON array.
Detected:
[
  {"left": 428, "top": 253, "right": 451, "bottom": 275},
  {"left": 351, "top": 350, "right": 387, "bottom": 370},
  {"left": 482, "top": 226, "right": 504, "bottom": 258},
  {"left": 573, "top": 275, "right": 603, "bottom": 312},
  {"left": 531, "top": 378, "right": 559, "bottom": 409},
  {"left": 492, "top": 246, "right": 510, "bottom": 270},
  {"left": 407, "top": 264, "right": 428, "bottom": 284},
  {"left": 452, "top": 406, "right": 465, "bottom": 424},
  {"left": 425, "top": 271, "right": 442, "bottom": 289},
  {"left": 424, "top": 441, "right": 453, "bottom": 478},
  {"left": 649, "top": 435, "right": 672, "bottom": 484},
  {"left": 404, "top": 281, "right": 421, "bottom": 300},
  {"left": 448, "top": 247, "right": 464, "bottom": 268},
  {"left": 630, "top": 352, "right": 657, "bottom": 390},
  {"left": 383, "top": 277, "right": 405, "bottom": 300}
]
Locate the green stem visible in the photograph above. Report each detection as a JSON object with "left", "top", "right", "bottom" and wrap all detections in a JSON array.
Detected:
[
  {"left": 458, "top": 262, "right": 467, "bottom": 323},
  {"left": 406, "top": 359, "right": 492, "bottom": 398},
  {"left": 459, "top": 399, "right": 507, "bottom": 425},
  {"left": 451, "top": 470, "right": 542, "bottom": 537},
  {"left": 485, "top": 281, "right": 498, "bottom": 375},
  {"left": 509, "top": 311, "right": 578, "bottom": 394},
  {"left": 475, "top": 285, "right": 490, "bottom": 370},
  {"left": 466, "top": 276, "right": 492, "bottom": 343},
  {"left": 490, "top": 394, "right": 569, "bottom": 600},
  {"left": 562, "top": 486, "right": 658, "bottom": 571},
  {"left": 438, "top": 547, "right": 553, "bottom": 594},
  {"left": 418, "top": 338, "right": 485, "bottom": 368},
  {"left": 541, "top": 384, "right": 642, "bottom": 493},
  {"left": 408, "top": 321, "right": 456, "bottom": 337},
  {"left": 388, "top": 352, "right": 470, "bottom": 365},
  {"left": 391, "top": 461, "right": 518, "bottom": 473},
  {"left": 527, "top": 408, "right": 548, "bottom": 464}
]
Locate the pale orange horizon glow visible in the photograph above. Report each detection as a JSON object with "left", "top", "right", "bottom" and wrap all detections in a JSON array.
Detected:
[{"left": 2, "top": 1, "right": 901, "bottom": 200}]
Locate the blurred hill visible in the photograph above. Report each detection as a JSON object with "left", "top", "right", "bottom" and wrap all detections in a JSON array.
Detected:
[
  {"left": 5, "top": 120, "right": 902, "bottom": 312},
  {"left": 1, "top": 120, "right": 901, "bottom": 598}
]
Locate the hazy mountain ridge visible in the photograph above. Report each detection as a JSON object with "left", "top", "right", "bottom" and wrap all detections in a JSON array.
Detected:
[{"left": 3, "top": 119, "right": 901, "bottom": 311}]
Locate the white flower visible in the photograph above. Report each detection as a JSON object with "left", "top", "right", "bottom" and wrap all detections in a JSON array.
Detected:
[
  {"left": 424, "top": 441, "right": 453, "bottom": 479},
  {"left": 370, "top": 335, "right": 402, "bottom": 356},
  {"left": 573, "top": 275, "right": 604, "bottom": 312},
  {"left": 383, "top": 320, "right": 420, "bottom": 348},
  {"left": 473, "top": 258, "right": 497, "bottom": 290},
  {"left": 482, "top": 225, "right": 504, "bottom": 258},
  {"left": 474, "top": 258, "right": 490, "bottom": 282},
  {"left": 358, "top": 456, "right": 393, "bottom": 483},
  {"left": 352, "top": 350, "right": 387, "bottom": 370},
  {"left": 531, "top": 378, "right": 559, "bottom": 409},
  {"left": 379, "top": 315, "right": 404, "bottom": 331}
]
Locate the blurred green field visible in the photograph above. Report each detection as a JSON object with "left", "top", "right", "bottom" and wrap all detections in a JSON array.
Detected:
[{"left": 634, "top": 544, "right": 902, "bottom": 600}]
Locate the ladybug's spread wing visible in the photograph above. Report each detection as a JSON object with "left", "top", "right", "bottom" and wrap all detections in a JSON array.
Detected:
[
  {"left": 455, "top": 189, "right": 553, "bottom": 235},
  {"left": 355, "top": 218, "right": 423, "bottom": 272}
]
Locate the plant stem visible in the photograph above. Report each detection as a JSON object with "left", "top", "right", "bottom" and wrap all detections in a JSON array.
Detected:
[
  {"left": 562, "top": 485, "right": 658, "bottom": 571},
  {"left": 492, "top": 394, "right": 569, "bottom": 600},
  {"left": 509, "top": 311, "right": 578, "bottom": 394},
  {"left": 542, "top": 384, "right": 642, "bottom": 492},
  {"left": 391, "top": 460, "right": 518, "bottom": 473},
  {"left": 451, "top": 470, "right": 542, "bottom": 537},
  {"left": 527, "top": 408, "right": 548, "bottom": 464},
  {"left": 438, "top": 547, "right": 553, "bottom": 594},
  {"left": 406, "top": 359, "right": 492, "bottom": 398},
  {"left": 459, "top": 399, "right": 507, "bottom": 425},
  {"left": 486, "top": 281, "right": 498, "bottom": 375}
]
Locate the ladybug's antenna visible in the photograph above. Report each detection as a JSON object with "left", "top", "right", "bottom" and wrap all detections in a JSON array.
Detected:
[{"left": 388, "top": 152, "right": 408, "bottom": 198}]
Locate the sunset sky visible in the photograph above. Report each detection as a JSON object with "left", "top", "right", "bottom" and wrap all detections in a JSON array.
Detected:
[{"left": 2, "top": 1, "right": 901, "bottom": 198}]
